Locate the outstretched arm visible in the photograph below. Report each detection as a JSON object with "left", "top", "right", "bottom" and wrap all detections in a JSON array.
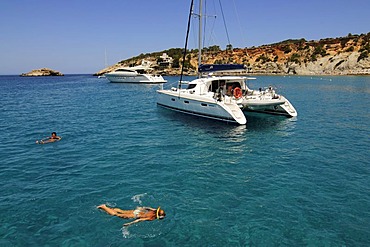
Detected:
[
  {"left": 36, "top": 138, "right": 50, "bottom": 144},
  {"left": 123, "top": 218, "right": 150, "bottom": 227}
]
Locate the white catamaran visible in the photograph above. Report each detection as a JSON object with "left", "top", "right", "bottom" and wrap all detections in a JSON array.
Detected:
[{"left": 157, "top": 0, "right": 297, "bottom": 124}]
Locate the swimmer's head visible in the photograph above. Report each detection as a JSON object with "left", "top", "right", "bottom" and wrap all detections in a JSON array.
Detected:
[
  {"left": 51, "top": 132, "right": 57, "bottom": 136},
  {"left": 156, "top": 207, "right": 166, "bottom": 220}
]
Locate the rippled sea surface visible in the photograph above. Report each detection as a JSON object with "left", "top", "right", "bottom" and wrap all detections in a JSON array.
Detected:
[{"left": 0, "top": 75, "right": 369, "bottom": 246}]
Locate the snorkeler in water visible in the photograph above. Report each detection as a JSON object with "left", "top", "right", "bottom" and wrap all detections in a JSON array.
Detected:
[{"left": 97, "top": 204, "right": 166, "bottom": 226}]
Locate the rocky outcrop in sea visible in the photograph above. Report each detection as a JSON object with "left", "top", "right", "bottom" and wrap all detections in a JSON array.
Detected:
[{"left": 21, "top": 68, "right": 64, "bottom": 77}]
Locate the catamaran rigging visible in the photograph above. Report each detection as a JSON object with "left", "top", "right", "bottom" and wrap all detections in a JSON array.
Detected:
[{"left": 157, "top": 0, "right": 297, "bottom": 125}]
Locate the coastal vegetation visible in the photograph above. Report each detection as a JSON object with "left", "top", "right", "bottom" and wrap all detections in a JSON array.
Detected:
[{"left": 95, "top": 33, "right": 370, "bottom": 76}]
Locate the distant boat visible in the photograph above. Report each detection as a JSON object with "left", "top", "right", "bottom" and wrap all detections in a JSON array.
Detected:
[
  {"left": 98, "top": 48, "right": 108, "bottom": 79},
  {"left": 104, "top": 48, "right": 108, "bottom": 67},
  {"left": 105, "top": 60, "right": 166, "bottom": 84},
  {"left": 156, "top": 0, "right": 296, "bottom": 125}
]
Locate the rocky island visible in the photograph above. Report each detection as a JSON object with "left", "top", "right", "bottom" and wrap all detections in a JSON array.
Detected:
[
  {"left": 95, "top": 33, "right": 370, "bottom": 76},
  {"left": 21, "top": 68, "right": 64, "bottom": 77}
]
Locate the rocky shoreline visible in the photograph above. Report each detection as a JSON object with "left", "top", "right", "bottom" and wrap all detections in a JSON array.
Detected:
[
  {"left": 94, "top": 33, "right": 370, "bottom": 76},
  {"left": 21, "top": 68, "right": 64, "bottom": 77}
]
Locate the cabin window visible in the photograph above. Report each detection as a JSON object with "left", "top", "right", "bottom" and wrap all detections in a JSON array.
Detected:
[
  {"left": 210, "top": 80, "right": 226, "bottom": 93},
  {"left": 210, "top": 80, "right": 218, "bottom": 92},
  {"left": 171, "top": 98, "right": 176, "bottom": 101},
  {"left": 226, "top": 82, "right": 241, "bottom": 88},
  {"left": 184, "top": 101, "right": 189, "bottom": 104},
  {"left": 201, "top": 103, "right": 208, "bottom": 107},
  {"left": 187, "top": 84, "right": 196, "bottom": 90}
]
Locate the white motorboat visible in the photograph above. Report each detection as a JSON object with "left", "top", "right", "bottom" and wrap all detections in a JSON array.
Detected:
[
  {"left": 156, "top": 0, "right": 297, "bottom": 124},
  {"left": 105, "top": 61, "right": 166, "bottom": 84}
]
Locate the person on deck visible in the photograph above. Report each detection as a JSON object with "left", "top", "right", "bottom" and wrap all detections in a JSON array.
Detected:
[
  {"left": 226, "top": 84, "right": 234, "bottom": 96},
  {"left": 97, "top": 204, "right": 166, "bottom": 226}
]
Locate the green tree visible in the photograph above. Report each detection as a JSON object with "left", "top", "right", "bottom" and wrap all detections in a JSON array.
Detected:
[
  {"left": 289, "top": 53, "right": 300, "bottom": 64},
  {"left": 358, "top": 51, "right": 369, "bottom": 62},
  {"left": 226, "top": 44, "right": 233, "bottom": 51}
]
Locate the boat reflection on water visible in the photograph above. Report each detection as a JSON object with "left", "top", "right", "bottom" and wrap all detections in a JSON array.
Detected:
[
  {"left": 244, "top": 112, "right": 297, "bottom": 131},
  {"left": 157, "top": 106, "right": 295, "bottom": 138}
]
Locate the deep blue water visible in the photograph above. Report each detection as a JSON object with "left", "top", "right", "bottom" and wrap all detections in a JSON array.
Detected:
[{"left": 0, "top": 75, "right": 369, "bottom": 246}]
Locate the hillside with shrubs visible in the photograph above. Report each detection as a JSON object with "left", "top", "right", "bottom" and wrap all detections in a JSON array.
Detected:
[{"left": 95, "top": 33, "right": 370, "bottom": 76}]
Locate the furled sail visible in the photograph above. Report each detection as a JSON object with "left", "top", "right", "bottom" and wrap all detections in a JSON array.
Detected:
[{"left": 198, "top": 64, "right": 246, "bottom": 73}]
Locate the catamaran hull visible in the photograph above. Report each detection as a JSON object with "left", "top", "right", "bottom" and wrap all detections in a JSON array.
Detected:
[
  {"left": 241, "top": 97, "right": 297, "bottom": 117},
  {"left": 157, "top": 91, "right": 246, "bottom": 124}
]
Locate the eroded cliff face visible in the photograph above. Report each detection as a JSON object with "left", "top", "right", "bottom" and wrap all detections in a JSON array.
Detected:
[
  {"left": 282, "top": 52, "right": 370, "bottom": 75},
  {"left": 243, "top": 50, "right": 370, "bottom": 75},
  {"left": 95, "top": 33, "right": 370, "bottom": 76},
  {"left": 199, "top": 33, "right": 370, "bottom": 75}
]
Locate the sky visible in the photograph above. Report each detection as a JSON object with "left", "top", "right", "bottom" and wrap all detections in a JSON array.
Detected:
[{"left": 1, "top": 0, "right": 369, "bottom": 75}]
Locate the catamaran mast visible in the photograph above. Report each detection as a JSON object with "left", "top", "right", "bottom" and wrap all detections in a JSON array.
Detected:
[
  {"left": 198, "top": 0, "right": 203, "bottom": 78},
  {"left": 178, "top": 0, "right": 194, "bottom": 89}
]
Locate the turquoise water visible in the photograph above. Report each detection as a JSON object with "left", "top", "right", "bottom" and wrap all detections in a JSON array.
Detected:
[{"left": 0, "top": 75, "right": 369, "bottom": 246}]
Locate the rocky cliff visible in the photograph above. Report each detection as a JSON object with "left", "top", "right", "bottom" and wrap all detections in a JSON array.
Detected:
[
  {"left": 94, "top": 33, "right": 370, "bottom": 76},
  {"left": 21, "top": 68, "right": 64, "bottom": 76}
]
